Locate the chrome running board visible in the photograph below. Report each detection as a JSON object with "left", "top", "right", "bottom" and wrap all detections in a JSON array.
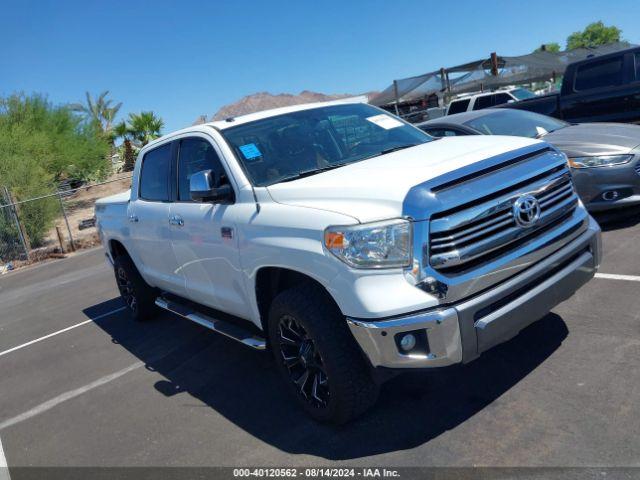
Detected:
[{"left": 155, "top": 297, "right": 266, "bottom": 350}]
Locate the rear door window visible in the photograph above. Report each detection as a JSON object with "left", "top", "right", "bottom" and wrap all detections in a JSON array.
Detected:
[
  {"left": 473, "top": 95, "right": 494, "bottom": 110},
  {"left": 574, "top": 56, "right": 624, "bottom": 91},
  {"left": 493, "top": 93, "right": 512, "bottom": 106},
  {"left": 447, "top": 99, "right": 470, "bottom": 114},
  {"left": 139, "top": 143, "right": 172, "bottom": 201},
  {"left": 635, "top": 52, "right": 640, "bottom": 81}
]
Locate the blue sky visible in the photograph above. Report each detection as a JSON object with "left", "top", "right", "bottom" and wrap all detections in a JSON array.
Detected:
[{"left": 2, "top": 0, "right": 639, "bottom": 132}]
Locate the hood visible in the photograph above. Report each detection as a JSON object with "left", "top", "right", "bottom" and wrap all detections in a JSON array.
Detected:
[
  {"left": 545, "top": 123, "right": 640, "bottom": 157},
  {"left": 266, "top": 135, "right": 540, "bottom": 223}
]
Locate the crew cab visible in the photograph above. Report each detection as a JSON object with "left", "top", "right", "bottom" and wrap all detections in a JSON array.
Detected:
[
  {"left": 96, "top": 101, "right": 601, "bottom": 423},
  {"left": 502, "top": 46, "right": 640, "bottom": 123}
]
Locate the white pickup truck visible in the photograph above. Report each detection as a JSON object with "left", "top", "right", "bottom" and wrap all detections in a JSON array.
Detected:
[{"left": 96, "top": 101, "right": 601, "bottom": 423}]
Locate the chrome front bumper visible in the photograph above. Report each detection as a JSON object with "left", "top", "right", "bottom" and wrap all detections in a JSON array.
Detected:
[{"left": 347, "top": 216, "right": 601, "bottom": 369}]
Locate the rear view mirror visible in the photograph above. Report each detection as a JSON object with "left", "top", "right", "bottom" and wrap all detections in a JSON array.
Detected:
[{"left": 190, "top": 170, "right": 234, "bottom": 203}]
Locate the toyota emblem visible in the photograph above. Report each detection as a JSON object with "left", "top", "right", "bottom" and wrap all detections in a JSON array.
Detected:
[{"left": 513, "top": 194, "right": 541, "bottom": 228}]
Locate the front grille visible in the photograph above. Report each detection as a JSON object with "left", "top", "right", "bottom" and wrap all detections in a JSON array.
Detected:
[
  {"left": 635, "top": 163, "right": 640, "bottom": 176},
  {"left": 430, "top": 165, "right": 578, "bottom": 272}
]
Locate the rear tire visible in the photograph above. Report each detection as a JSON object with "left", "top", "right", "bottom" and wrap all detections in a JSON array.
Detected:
[
  {"left": 268, "top": 284, "right": 379, "bottom": 424},
  {"left": 113, "top": 255, "right": 158, "bottom": 321}
]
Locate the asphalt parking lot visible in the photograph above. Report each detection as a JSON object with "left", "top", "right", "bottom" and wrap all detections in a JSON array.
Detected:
[{"left": 1, "top": 209, "right": 640, "bottom": 470}]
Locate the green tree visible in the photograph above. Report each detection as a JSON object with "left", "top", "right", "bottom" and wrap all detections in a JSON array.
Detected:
[
  {"left": 566, "top": 21, "right": 622, "bottom": 50},
  {"left": 534, "top": 42, "right": 561, "bottom": 53},
  {"left": 128, "top": 111, "right": 164, "bottom": 146},
  {"left": 0, "top": 94, "right": 110, "bottom": 246},
  {"left": 70, "top": 90, "right": 122, "bottom": 137}
]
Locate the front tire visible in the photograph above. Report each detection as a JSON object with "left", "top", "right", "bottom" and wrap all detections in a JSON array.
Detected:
[
  {"left": 268, "top": 284, "right": 379, "bottom": 424},
  {"left": 113, "top": 255, "right": 158, "bottom": 321}
]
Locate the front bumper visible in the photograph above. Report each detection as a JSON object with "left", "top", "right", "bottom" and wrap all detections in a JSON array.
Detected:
[
  {"left": 347, "top": 216, "right": 601, "bottom": 369},
  {"left": 572, "top": 157, "right": 640, "bottom": 211}
]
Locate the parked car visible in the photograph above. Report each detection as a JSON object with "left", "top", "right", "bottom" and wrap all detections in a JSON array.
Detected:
[
  {"left": 446, "top": 88, "right": 536, "bottom": 115},
  {"left": 500, "top": 46, "right": 640, "bottom": 124},
  {"left": 96, "top": 101, "right": 600, "bottom": 423},
  {"left": 418, "top": 108, "right": 640, "bottom": 211}
]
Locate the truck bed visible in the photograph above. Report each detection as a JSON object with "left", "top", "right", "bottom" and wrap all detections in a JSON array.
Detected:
[{"left": 499, "top": 92, "right": 561, "bottom": 118}]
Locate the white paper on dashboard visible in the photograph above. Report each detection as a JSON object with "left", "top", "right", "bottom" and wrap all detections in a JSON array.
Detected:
[{"left": 366, "top": 114, "right": 403, "bottom": 130}]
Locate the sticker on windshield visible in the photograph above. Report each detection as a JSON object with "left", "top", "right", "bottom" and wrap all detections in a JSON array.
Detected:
[
  {"left": 366, "top": 114, "right": 403, "bottom": 130},
  {"left": 239, "top": 143, "right": 262, "bottom": 161}
]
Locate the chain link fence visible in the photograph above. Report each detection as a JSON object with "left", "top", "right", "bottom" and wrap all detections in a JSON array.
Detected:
[{"left": 0, "top": 174, "right": 132, "bottom": 272}]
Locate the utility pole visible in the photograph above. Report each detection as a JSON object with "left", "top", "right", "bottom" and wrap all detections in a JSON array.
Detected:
[{"left": 490, "top": 52, "right": 499, "bottom": 76}]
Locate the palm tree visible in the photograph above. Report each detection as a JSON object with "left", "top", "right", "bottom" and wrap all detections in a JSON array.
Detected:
[
  {"left": 113, "top": 121, "right": 136, "bottom": 172},
  {"left": 128, "top": 111, "right": 164, "bottom": 146},
  {"left": 71, "top": 90, "right": 122, "bottom": 136},
  {"left": 112, "top": 111, "right": 164, "bottom": 171}
]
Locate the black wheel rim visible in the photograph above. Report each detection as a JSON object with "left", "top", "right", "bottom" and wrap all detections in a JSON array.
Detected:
[
  {"left": 278, "top": 315, "right": 330, "bottom": 409},
  {"left": 116, "top": 267, "right": 137, "bottom": 313}
]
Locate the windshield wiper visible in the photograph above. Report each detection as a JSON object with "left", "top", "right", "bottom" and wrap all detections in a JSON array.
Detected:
[
  {"left": 358, "top": 143, "right": 421, "bottom": 162},
  {"left": 277, "top": 163, "right": 349, "bottom": 183},
  {"left": 378, "top": 144, "right": 420, "bottom": 155},
  {"left": 276, "top": 144, "right": 422, "bottom": 183}
]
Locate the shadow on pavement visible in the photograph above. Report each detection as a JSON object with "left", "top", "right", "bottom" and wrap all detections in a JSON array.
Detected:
[
  {"left": 592, "top": 205, "right": 640, "bottom": 231},
  {"left": 84, "top": 300, "right": 568, "bottom": 460}
]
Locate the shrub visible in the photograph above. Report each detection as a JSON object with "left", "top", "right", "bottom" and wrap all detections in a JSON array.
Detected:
[{"left": 0, "top": 93, "right": 110, "bottom": 247}]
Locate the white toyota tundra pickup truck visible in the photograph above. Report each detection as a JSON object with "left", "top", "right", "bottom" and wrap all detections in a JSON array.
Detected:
[{"left": 96, "top": 101, "right": 601, "bottom": 423}]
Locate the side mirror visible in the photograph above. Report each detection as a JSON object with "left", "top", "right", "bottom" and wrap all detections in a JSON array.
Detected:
[{"left": 189, "top": 170, "right": 234, "bottom": 203}]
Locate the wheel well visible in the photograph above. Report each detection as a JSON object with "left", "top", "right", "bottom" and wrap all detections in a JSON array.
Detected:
[
  {"left": 255, "top": 267, "right": 340, "bottom": 333},
  {"left": 109, "top": 240, "right": 130, "bottom": 260}
]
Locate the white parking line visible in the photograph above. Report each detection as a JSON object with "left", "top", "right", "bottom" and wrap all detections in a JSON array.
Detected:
[
  {"left": 0, "top": 434, "right": 10, "bottom": 480},
  {"left": 0, "top": 307, "right": 126, "bottom": 359},
  {"left": 595, "top": 273, "right": 640, "bottom": 282},
  {"left": 0, "top": 362, "right": 143, "bottom": 431}
]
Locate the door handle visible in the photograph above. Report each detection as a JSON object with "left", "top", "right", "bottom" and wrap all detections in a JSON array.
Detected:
[
  {"left": 169, "top": 215, "right": 184, "bottom": 227},
  {"left": 128, "top": 215, "right": 139, "bottom": 223}
]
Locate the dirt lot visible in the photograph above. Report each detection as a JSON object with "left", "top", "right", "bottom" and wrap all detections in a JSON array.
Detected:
[{"left": 45, "top": 173, "right": 132, "bottom": 250}]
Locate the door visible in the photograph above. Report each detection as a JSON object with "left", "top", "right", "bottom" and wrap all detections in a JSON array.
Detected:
[
  {"left": 169, "top": 136, "right": 250, "bottom": 318},
  {"left": 562, "top": 54, "right": 630, "bottom": 122},
  {"left": 128, "top": 142, "right": 185, "bottom": 295},
  {"left": 628, "top": 52, "right": 640, "bottom": 122}
]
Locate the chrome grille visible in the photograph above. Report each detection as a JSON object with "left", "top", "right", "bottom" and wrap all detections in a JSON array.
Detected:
[
  {"left": 635, "top": 163, "right": 640, "bottom": 176},
  {"left": 430, "top": 166, "right": 578, "bottom": 271}
]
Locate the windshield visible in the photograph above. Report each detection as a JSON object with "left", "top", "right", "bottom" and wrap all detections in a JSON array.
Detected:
[
  {"left": 465, "top": 109, "right": 569, "bottom": 139},
  {"left": 220, "top": 103, "right": 432, "bottom": 186},
  {"left": 510, "top": 88, "right": 537, "bottom": 100}
]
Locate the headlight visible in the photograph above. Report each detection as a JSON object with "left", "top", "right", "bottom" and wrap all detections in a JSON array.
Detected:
[
  {"left": 324, "top": 219, "right": 412, "bottom": 269},
  {"left": 568, "top": 154, "right": 633, "bottom": 169}
]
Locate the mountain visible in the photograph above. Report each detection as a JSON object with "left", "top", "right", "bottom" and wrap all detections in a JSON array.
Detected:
[{"left": 211, "top": 90, "right": 358, "bottom": 121}]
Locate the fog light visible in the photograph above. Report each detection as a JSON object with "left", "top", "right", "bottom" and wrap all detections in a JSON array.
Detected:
[
  {"left": 602, "top": 190, "right": 619, "bottom": 201},
  {"left": 399, "top": 333, "right": 417, "bottom": 352}
]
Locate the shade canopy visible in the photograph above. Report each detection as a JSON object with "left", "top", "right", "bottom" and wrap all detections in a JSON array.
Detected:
[{"left": 371, "top": 42, "right": 633, "bottom": 106}]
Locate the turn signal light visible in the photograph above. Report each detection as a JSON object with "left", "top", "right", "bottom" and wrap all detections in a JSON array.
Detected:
[{"left": 324, "top": 231, "right": 345, "bottom": 249}]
